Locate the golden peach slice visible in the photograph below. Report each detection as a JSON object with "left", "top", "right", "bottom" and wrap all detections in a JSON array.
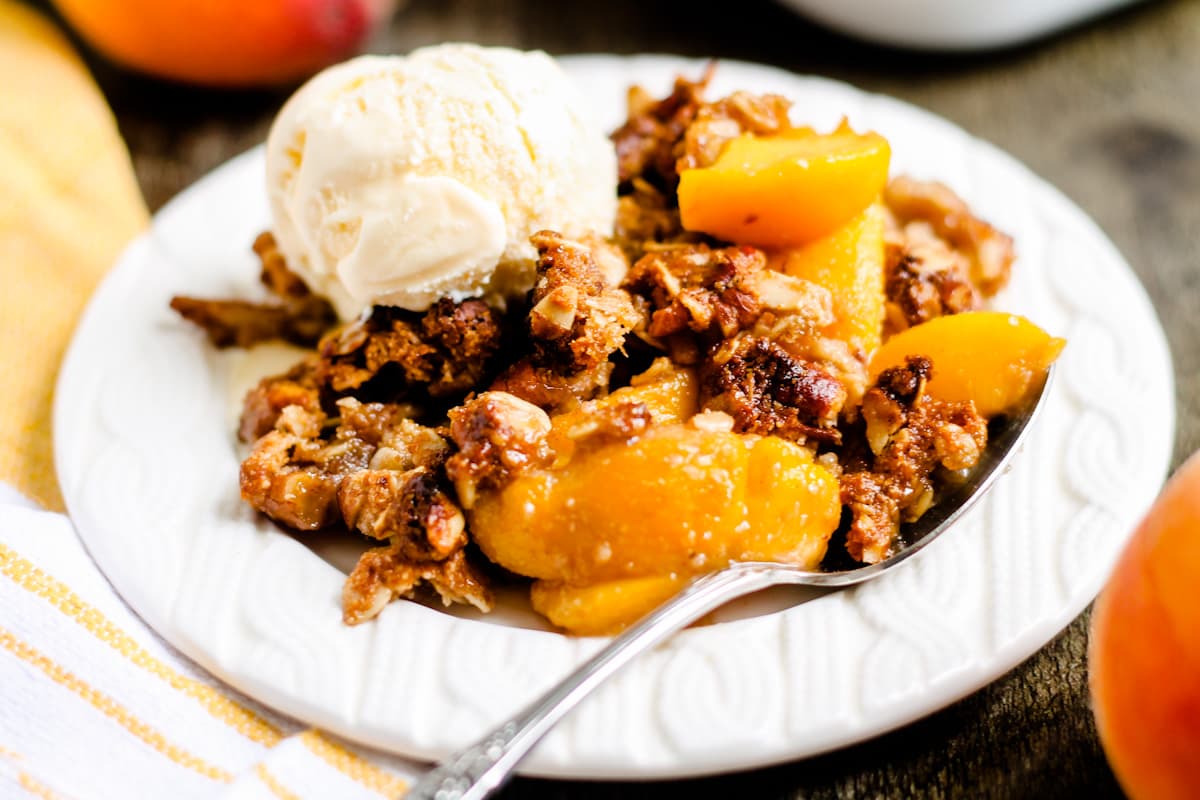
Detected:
[
  {"left": 531, "top": 575, "right": 686, "bottom": 636},
  {"left": 870, "top": 311, "right": 1064, "bottom": 417},
  {"left": 469, "top": 426, "right": 841, "bottom": 586},
  {"left": 678, "top": 124, "right": 890, "bottom": 248}
]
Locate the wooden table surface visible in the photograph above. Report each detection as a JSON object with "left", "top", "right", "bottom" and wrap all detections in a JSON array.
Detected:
[{"left": 51, "top": 0, "right": 1200, "bottom": 795}]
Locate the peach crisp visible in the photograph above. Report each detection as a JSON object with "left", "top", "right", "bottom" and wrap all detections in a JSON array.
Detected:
[{"left": 173, "top": 65, "right": 1061, "bottom": 634}]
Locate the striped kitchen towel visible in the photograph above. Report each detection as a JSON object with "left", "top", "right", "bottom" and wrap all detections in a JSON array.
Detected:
[{"left": 0, "top": 492, "right": 418, "bottom": 799}]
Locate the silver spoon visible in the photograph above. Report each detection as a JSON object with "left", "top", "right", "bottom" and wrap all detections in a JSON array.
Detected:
[{"left": 408, "top": 367, "right": 1055, "bottom": 800}]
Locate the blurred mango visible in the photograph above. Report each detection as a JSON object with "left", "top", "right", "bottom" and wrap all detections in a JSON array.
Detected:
[{"left": 50, "top": 0, "right": 398, "bottom": 87}]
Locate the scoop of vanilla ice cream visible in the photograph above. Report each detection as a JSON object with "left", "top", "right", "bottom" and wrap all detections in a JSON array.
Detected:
[{"left": 265, "top": 45, "right": 617, "bottom": 318}]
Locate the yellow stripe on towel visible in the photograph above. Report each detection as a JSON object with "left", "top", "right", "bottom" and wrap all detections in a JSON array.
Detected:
[
  {"left": 0, "top": 544, "right": 283, "bottom": 746},
  {"left": 0, "top": 544, "right": 407, "bottom": 797},
  {"left": 0, "top": 626, "right": 233, "bottom": 783},
  {"left": 298, "top": 731, "right": 409, "bottom": 800},
  {"left": 255, "top": 764, "right": 303, "bottom": 800},
  {"left": 17, "top": 772, "right": 66, "bottom": 800}
]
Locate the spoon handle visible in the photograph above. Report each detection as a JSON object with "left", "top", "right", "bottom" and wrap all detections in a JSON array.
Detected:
[{"left": 404, "top": 564, "right": 782, "bottom": 800}]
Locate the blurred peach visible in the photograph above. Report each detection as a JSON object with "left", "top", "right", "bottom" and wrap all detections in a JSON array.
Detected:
[
  {"left": 51, "top": 0, "right": 397, "bottom": 87},
  {"left": 1090, "top": 449, "right": 1200, "bottom": 800}
]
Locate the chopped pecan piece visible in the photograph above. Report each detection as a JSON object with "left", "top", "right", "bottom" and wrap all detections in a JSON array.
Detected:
[
  {"left": 338, "top": 467, "right": 466, "bottom": 560},
  {"left": 839, "top": 472, "right": 899, "bottom": 566},
  {"left": 370, "top": 427, "right": 450, "bottom": 474},
  {"left": 885, "top": 176, "right": 1014, "bottom": 297},
  {"left": 748, "top": 314, "right": 869, "bottom": 413},
  {"left": 335, "top": 398, "right": 434, "bottom": 451},
  {"left": 317, "top": 298, "right": 503, "bottom": 399},
  {"left": 841, "top": 356, "right": 988, "bottom": 563},
  {"left": 676, "top": 90, "right": 794, "bottom": 174},
  {"left": 342, "top": 548, "right": 493, "bottom": 625},
  {"left": 445, "top": 391, "right": 554, "bottom": 508},
  {"left": 239, "top": 399, "right": 446, "bottom": 533},
  {"left": 611, "top": 66, "right": 794, "bottom": 195},
  {"left": 239, "top": 357, "right": 323, "bottom": 442},
  {"left": 421, "top": 297, "right": 506, "bottom": 389},
  {"left": 527, "top": 231, "right": 642, "bottom": 374},
  {"left": 883, "top": 225, "right": 980, "bottom": 333},
  {"left": 702, "top": 335, "right": 846, "bottom": 444},
  {"left": 239, "top": 405, "right": 370, "bottom": 531},
  {"left": 860, "top": 355, "right": 932, "bottom": 455},
  {"left": 625, "top": 243, "right": 832, "bottom": 342},
  {"left": 489, "top": 359, "right": 614, "bottom": 413},
  {"left": 612, "top": 69, "right": 712, "bottom": 191}
]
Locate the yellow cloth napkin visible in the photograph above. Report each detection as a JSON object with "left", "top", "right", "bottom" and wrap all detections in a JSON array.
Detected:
[{"left": 0, "top": 0, "right": 147, "bottom": 510}]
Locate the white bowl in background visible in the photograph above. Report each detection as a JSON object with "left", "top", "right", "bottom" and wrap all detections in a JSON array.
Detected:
[{"left": 778, "top": 0, "right": 1144, "bottom": 50}]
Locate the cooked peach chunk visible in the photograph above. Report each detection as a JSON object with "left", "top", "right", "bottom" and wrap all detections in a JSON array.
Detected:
[
  {"left": 744, "top": 436, "right": 842, "bottom": 563},
  {"left": 531, "top": 575, "right": 686, "bottom": 636},
  {"left": 774, "top": 202, "right": 887, "bottom": 357},
  {"left": 677, "top": 124, "right": 891, "bottom": 248},
  {"left": 869, "top": 311, "right": 1065, "bottom": 417},
  {"left": 469, "top": 426, "right": 841, "bottom": 586}
]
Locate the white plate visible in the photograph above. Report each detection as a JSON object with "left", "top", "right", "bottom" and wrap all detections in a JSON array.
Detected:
[{"left": 55, "top": 55, "right": 1174, "bottom": 779}]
